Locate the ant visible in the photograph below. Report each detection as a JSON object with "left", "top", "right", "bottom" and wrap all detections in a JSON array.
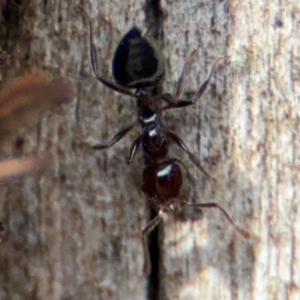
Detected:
[{"left": 78, "top": 7, "right": 251, "bottom": 275}]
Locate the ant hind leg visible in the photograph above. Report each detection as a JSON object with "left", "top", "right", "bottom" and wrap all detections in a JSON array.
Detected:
[
  {"left": 161, "top": 55, "right": 225, "bottom": 110},
  {"left": 76, "top": 6, "right": 134, "bottom": 97},
  {"left": 160, "top": 50, "right": 197, "bottom": 106},
  {"left": 141, "top": 211, "right": 163, "bottom": 275},
  {"left": 186, "top": 201, "right": 251, "bottom": 239}
]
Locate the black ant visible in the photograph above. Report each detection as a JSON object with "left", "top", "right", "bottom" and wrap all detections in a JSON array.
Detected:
[{"left": 78, "top": 7, "right": 251, "bottom": 275}]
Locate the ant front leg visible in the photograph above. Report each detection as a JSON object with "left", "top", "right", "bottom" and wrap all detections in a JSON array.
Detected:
[
  {"left": 165, "top": 131, "right": 214, "bottom": 180},
  {"left": 92, "top": 122, "right": 137, "bottom": 150},
  {"left": 76, "top": 7, "right": 134, "bottom": 97},
  {"left": 141, "top": 211, "right": 163, "bottom": 275},
  {"left": 161, "top": 55, "right": 225, "bottom": 110}
]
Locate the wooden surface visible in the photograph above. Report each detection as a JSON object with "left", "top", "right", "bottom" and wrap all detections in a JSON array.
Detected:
[{"left": 0, "top": 0, "right": 300, "bottom": 299}]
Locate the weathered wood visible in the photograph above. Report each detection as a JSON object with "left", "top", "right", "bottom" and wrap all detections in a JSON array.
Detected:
[
  {"left": 0, "top": 1, "right": 147, "bottom": 299},
  {"left": 160, "top": 0, "right": 300, "bottom": 299},
  {"left": 0, "top": 0, "right": 299, "bottom": 299}
]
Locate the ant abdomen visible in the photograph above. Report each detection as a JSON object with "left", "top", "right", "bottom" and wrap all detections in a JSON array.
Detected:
[{"left": 112, "top": 27, "right": 164, "bottom": 89}]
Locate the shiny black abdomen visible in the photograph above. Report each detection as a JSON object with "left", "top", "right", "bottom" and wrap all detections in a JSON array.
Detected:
[{"left": 112, "top": 27, "right": 164, "bottom": 88}]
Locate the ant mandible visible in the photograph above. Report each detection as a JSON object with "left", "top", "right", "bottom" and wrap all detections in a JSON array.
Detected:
[{"left": 77, "top": 7, "right": 251, "bottom": 275}]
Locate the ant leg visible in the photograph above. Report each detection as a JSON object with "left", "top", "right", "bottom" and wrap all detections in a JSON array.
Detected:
[
  {"left": 165, "top": 131, "right": 214, "bottom": 180},
  {"left": 142, "top": 210, "right": 163, "bottom": 275},
  {"left": 92, "top": 122, "right": 137, "bottom": 150},
  {"left": 193, "top": 56, "right": 225, "bottom": 102},
  {"left": 127, "top": 135, "right": 143, "bottom": 164},
  {"left": 161, "top": 56, "right": 225, "bottom": 110},
  {"left": 170, "top": 161, "right": 203, "bottom": 221},
  {"left": 175, "top": 50, "right": 198, "bottom": 100},
  {"left": 161, "top": 50, "right": 198, "bottom": 105},
  {"left": 76, "top": 7, "right": 134, "bottom": 97},
  {"left": 186, "top": 202, "right": 251, "bottom": 239}
]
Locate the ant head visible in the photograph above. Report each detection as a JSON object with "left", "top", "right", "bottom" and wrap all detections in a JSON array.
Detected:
[{"left": 112, "top": 27, "right": 164, "bottom": 89}]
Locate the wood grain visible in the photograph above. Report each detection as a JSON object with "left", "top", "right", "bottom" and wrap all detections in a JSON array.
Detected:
[{"left": 0, "top": 0, "right": 299, "bottom": 299}]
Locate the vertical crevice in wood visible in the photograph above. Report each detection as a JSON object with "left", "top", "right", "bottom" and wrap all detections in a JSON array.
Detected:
[
  {"left": 0, "top": 1, "right": 25, "bottom": 51},
  {"left": 143, "top": 0, "right": 163, "bottom": 41},
  {"left": 143, "top": 1, "right": 165, "bottom": 299},
  {"left": 146, "top": 208, "right": 161, "bottom": 300}
]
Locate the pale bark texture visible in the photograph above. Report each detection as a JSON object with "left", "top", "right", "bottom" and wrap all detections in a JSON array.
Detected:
[{"left": 0, "top": 0, "right": 299, "bottom": 299}]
